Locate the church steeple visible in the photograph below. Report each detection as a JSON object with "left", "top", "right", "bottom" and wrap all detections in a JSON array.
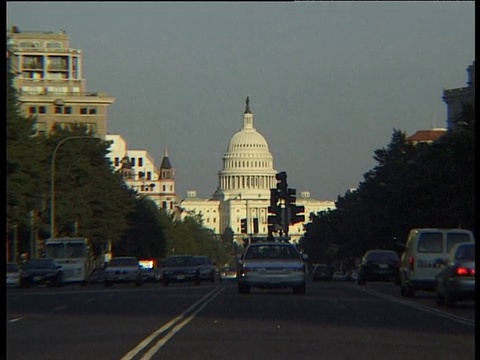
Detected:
[
  {"left": 159, "top": 146, "right": 174, "bottom": 179},
  {"left": 244, "top": 96, "right": 251, "bottom": 114}
]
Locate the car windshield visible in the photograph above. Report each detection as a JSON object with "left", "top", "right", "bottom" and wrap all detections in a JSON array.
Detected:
[
  {"left": 166, "top": 257, "right": 196, "bottom": 267},
  {"left": 245, "top": 245, "right": 299, "bottom": 260},
  {"left": 108, "top": 258, "right": 138, "bottom": 267}
]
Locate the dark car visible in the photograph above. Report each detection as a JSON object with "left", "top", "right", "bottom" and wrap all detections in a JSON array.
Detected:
[
  {"left": 435, "top": 242, "right": 475, "bottom": 308},
  {"left": 312, "top": 264, "right": 334, "bottom": 281},
  {"left": 162, "top": 255, "right": 200, "bottom": 286},
  {"left": 20, "top": 258, "right": 63, "bottom": 288},
  {"left": 193, "top": 255, "right": 215, "bottom": 282},
  {"left": 357, "top": 249, "right": 400, "bottom": 285}
]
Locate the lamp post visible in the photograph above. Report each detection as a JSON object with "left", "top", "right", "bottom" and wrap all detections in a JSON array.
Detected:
[{"left": 50, "top": 136, "right": 92, "bottom": 240}]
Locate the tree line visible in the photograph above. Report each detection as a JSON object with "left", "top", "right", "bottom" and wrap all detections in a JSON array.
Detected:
[
  {"left": 299, "top": 103, "right": 475, "bottom": 267},
  {"left": 6, "top": 68, "right": 232, "bottom": 267}
]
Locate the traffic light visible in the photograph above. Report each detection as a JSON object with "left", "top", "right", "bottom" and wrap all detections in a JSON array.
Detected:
[
  {"left": 270, "top": 188, "right": 280, "bottom": 208},
  {"left": 286, "top": 188, "right": 296, "bottom": 207},
  {"left": 290, "top": 205, "right": 305, "bottom": 225},
  {"left": 253, "top": 218, "right": 259, "bottom": 234},
  {"left": 276, "top": 171, "right": 288, "bottom": 199},
  {"left": 240, "top": 218, "right": 247, "bottom": 234}
]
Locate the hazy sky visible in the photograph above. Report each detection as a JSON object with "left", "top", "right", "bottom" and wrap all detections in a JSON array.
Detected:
[{"left": 7, "top": 2, "right": 475, "bottom": 201}]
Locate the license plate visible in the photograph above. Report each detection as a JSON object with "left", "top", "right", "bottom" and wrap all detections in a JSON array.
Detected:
[
  {"left": 177, "top": 275, "right": 185, "bottom": 280},
  {"left": 379, "top": 264, "right": 388, "bottom": 269}
]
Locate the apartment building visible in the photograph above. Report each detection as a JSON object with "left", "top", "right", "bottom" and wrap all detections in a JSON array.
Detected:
[{"left": 6, "top": 26, "right": 114, "bottom": 138}]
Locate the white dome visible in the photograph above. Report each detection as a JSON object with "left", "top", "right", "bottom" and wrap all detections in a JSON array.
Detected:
[{"left": 227, "top": 128, "right": 270, "bottom": 153}]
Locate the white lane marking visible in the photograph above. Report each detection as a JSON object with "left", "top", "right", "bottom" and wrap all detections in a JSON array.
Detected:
[
  {"left": 121, "top": 287, "right": 224, "bottom": 360},
  {"left": 140, "top": 287, "right": 224, "bottom": 360},
  {"left": 8, "top": 317, "right": 23, "bottom": 323},
  {"left": 356, "top": 286, "right": 475, "bottom": 327}
]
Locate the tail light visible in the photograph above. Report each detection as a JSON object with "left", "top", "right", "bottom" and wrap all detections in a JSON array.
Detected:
[
  {"left": 455, "top": 266, "right": 475, "bottom": 276},
  {"left": 408, "top": 257, "right": 414, "bottom": 271}
]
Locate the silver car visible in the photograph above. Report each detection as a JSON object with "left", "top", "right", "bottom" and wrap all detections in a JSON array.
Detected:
[
  {"left": 435, "top": 242, "right": 475, "bottom": 308},
  {"left": 104, "top": 256, "right": 143, "bottom": 287},
  {"left": 237, "top": 241, "right": 308, "bottom": 294}
]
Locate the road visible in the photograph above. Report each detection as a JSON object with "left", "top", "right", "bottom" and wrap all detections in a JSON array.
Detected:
[{"left": 6, "top": 279, "right": 475, "bottom": 360}]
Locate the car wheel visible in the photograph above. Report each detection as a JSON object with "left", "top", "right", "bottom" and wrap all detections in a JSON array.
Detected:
[
  {"left": 405, "top": 284, "right": 415, "bottom": 297},
  {"left": 435, "top": 289, "right": 445, "bottom": 306},
  {"left": 445, "top": 291, "right": 456, "bottom": 308},
  {"left": 293, "top": 285, "right": 306, "bottom": 294},
  {"left": 135, "top": 279, "right": 143, "bottom": 287}
]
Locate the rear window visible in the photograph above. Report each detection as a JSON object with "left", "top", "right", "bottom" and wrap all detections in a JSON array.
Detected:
[
  {"left": 454, "top": 244, "right": 475, "bottom": 261},
  {"left": 447, "top": 233, "right": 473, "bottom": 252},
  {"left": 365, "top": 251, "right": 399, "bottom": 261},
  {"left": 194, "top": 257, "right": 212, "bottom": 265},
  {"left": 417, "top": 233, "right": 443, "bottom": 253},
  {"left": 166, "top": 257, "right": 196, "bottom": 267},
  {"left": 245, "top": 244, "right": 299, "bottom": 260},
  {"left": 7, "top": 263, "right": 19, "bottom": 272}
]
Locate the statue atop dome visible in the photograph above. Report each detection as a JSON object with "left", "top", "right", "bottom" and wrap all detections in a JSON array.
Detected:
[{"left": 244, "top": 96, "right": 251, "bottom": 114}]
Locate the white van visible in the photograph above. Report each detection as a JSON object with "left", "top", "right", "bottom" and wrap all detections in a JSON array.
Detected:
[{"left": 399, "top": 228, "right": 475, "bottom": 297}]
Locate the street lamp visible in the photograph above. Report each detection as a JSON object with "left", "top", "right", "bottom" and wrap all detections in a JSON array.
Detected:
[{"left": 50, "top": 135, "right": 92, "bottom": 240}]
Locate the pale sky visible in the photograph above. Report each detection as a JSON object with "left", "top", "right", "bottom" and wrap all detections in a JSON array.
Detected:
[{"left": 6, "top": 1, "right": 475, "bottom": 201}]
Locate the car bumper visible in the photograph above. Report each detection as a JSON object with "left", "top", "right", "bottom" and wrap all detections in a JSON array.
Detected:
[
  {"left": 447, "top": 279, "right": 475, "bottom": 300},
  {"left": 164, "top": 274, "right": 198, "bottom": 283},
  {"left": 239, "top": 274, "right": 306, "bottom": 288}
]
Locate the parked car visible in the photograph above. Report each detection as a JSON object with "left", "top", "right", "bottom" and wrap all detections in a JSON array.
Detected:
[
  {"left": 237, "top": 241, "right": 308, "bottom": 294},
  {"left": 219, "top": 266, "right": 237, "bottom": 282},
  {"left": 312, "top": 263, "right": 334, "bottom": 281},
  {"left": 20, "top": 258, "right": 63, "bottom": 288},
  {"left": 357, "top": 249, "right": 400, "bottom": 285},
  {"left": 332, "top": 271, "right": 348, "bottom": 281},
  {"left": 162, "top": 255, "right": 201, "bottom": 286},
  {"left": 435, "top": 242, "right": 475, "bottom": 308},
  {"left": 6, "top": 262, "right": 21, "bottom": 288},
  {"left": 398, "top": 228, "right": 475, "bottom": 297},
  {"left": 193, "top": 255, "right": 215, "bottom": 282},
  {"left": 104, "top": 256, "right": 143, "bottom": 287}
]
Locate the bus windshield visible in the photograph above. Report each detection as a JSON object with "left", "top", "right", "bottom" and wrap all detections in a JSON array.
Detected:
[{"left": 45, "top": 243, "right": 66, "bottom": 258}]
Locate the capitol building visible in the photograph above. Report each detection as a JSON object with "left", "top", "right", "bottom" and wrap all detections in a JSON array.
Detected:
[{"left": 106, "top": 98, "right": 335, "bottom": 244}]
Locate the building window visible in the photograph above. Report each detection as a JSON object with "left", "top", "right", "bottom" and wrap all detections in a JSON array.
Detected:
[
  {"left": 29, "top": 106, "right": 37, "bottom": 114},
  {"left": 39, "top": 106, "right": 46, "bottom": 114},
  {"left": 130, "top": 158, "right": 135, "bottom": 167},
  {"left": 89, "top": 108, "right": 97, "bottom": 114},
  {"left": 138, "top": 158, "right": 143, "bottom": 167},
  {"left": 80, "top": 108, "right": 87, "bottom": 115},
  {"left": 55, "top": 107, "right": 62, "bottom": 114},
  {"left": 147, "top": 172, "right": 152, "bottom": 180},
  {"left": 163, "top": 185, "right": 166, "bottom": 191},
  {"left": 64, "top": 106, "right": 72, "bottom": 114},
  {"left": 114, "top": 157, "right": 119, "bottom": 167}
]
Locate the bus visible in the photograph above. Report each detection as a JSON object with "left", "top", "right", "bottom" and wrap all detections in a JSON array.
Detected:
[{"left": 44, "top": 237, "right": 94, "bottom": 285}]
